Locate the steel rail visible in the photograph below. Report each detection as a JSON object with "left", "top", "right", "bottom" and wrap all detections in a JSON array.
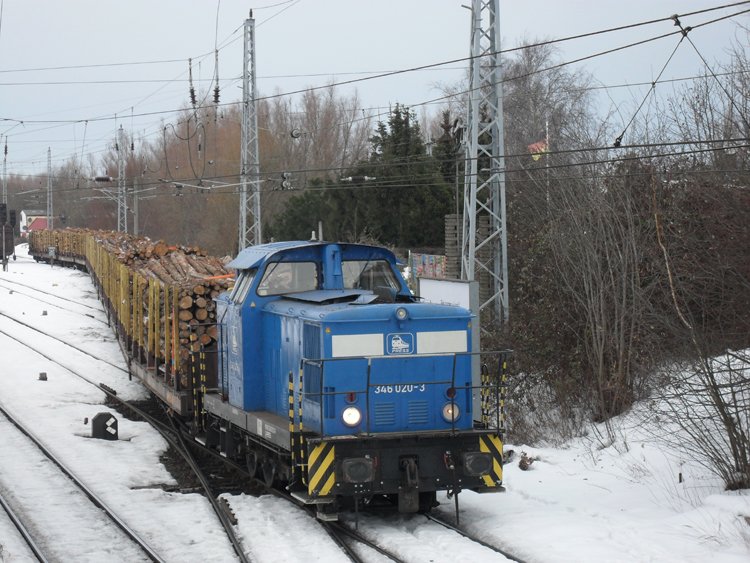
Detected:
[
  {"left": 424, "top": 513, "right": 527, "bottom": 562},
  {"left": 168, "top": 417, "right": 253, "bottom": 563},
  {"left": 0, "top": 312, "right": 129, "bottom": 374},
  {"left": 0, "top": 276, "right": 102, "bottom": 311},
  {"left": 0, "top": 404, "right": 165, "bottom": 563},
  {"left": 0, "top": 490, "right": 50, "bottom": 563},
  {"left": 319, "top": 521, "right": 366, "bottom": 563},
  {"left": 0, "top": 327, "right": 250, "bottom": 562},
  {"left": 323, "top": 521, "right": 407, "bottom": 563},
  {"left": 0, "top": 280, "right": 109, "bottom": 325}
]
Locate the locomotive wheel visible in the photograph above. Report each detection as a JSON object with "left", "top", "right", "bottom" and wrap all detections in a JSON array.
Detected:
[
  {"left": 246, "top": 451, "right": 258, "bottom": 477},
  {"left": 261, "top": 459, "right": 276, "bottom": 487}
]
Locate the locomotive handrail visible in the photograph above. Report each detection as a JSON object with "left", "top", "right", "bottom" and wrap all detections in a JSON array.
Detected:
[{"left": 301, "top": 349, "right": 511, "bottom": 437}]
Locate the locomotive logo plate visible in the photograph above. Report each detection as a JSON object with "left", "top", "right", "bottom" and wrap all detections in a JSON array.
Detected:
[{"left": 386, "top": 333, "right": 414, "bottom": 354}]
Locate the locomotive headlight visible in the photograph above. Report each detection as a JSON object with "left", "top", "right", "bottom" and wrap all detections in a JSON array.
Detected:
[
  {"left": 395, "top": 307, "right": 408, "bottom": 320},
  {"left": 342, "top": 406, "right": 362, "bottom": 427},
  {"left": 442, "top": 402, "right": 460, "bottom": 422}
]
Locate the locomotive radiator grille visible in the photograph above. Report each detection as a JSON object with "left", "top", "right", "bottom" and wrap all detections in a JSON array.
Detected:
[
  {"left": 407, "top": 401, "right": 429, "bottom": 425},
  {"left": 374, "top": 402, "right": 396, "bottom": 426}
]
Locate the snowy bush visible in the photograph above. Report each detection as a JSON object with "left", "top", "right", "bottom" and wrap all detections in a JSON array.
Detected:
[{"left": 654, "top": 350, "right": 750, "bottom": 491}]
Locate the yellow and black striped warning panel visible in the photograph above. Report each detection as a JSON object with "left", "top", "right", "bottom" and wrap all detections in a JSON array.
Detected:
[
  {"left": 307, "top": 442, "right": 336, "bottom": 497},
  {"left": 479, "top": 434, "right": 504, "bottom": 487}
]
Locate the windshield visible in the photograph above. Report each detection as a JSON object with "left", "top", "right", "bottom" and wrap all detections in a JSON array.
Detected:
[
  {"left": 342, "top": 259, "right": 400, "bottom": 291},
  {"left": 257, "top": 261, "right": 318, "bottom": 296}
]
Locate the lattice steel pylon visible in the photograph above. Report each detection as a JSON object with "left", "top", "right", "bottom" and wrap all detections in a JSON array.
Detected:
[
  {"left": 46, "top": 147, "right": 54, "bottom": 230},
  {"left": 3, "top": 137, "right": 8, "bottom": 205},
  {"left": 461, "top": 0, "right": 509, "bottom": 323},
  {"left": 239, "top": 11, "right": 262, "bottom": 250},
  {"left": 2, "top": 138, "right": 7, "bottom": 205},
  {"left": 117, "top": 126, "right": 127, "bottom": 233}
]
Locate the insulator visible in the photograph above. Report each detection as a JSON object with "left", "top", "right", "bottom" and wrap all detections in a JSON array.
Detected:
[
  {"left": 130, "top": 141, "right": 135, "bottom": 152},
  {"left": 190, "top": 87, "right": 197, "bottom": 107},
  {"left": 214, "top": 86, "right": 220, "bottom": 104}
]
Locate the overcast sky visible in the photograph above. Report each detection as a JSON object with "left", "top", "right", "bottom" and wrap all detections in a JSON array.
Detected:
[{"left": 0, "top": 0, "right": 747, "bottom": 177}]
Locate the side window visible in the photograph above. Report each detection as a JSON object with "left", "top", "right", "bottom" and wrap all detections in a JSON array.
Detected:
[
  {"left": 257, "top": 261, "right": 318, "bottom": 296},
  {"left": 229, "top": 269, "right": 255, "bottom": 304}
]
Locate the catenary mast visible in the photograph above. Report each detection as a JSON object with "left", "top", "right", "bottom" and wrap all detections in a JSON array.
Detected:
[
  {"left": 117, "top": 126, "right": 127, "bottom": 233},
  {"left": 46, "top": 148, "right": 54, "bottom": 230},
  {"left": 239, "top": 11, "right": 261, "bottom": 250},
  {"left": 462, "top": 0, "right": 509, "bottom": 323}
]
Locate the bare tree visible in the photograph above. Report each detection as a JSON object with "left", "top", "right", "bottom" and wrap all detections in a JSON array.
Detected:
[{"left": 646, "top": 31, "right": 750, "bottom": 489}]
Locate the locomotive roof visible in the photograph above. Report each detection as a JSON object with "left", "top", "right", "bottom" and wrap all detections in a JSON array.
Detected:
[
  {"left": 265, "top": 297, "right": 471, "bottom": 321},
  {"left": 227, "top": 240, "right": 400, "bottom": 270}
]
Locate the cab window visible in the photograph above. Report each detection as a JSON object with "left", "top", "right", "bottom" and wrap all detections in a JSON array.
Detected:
[
  {"left": 257, "top": 261, "right": 318, "bottom": 296},
  {"left": 342, "top": 260, "right": 400, "bottom": 291},
  {"left": 229, "top": 269, "right": 255, "bottom": 304}
]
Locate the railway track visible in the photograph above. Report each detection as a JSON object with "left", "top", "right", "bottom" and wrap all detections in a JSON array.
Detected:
[
  {"left": 425, "top": 513, "right": 527, "bottom": 562},
  {"left": 0, "top": 280, "right": 110, "bottom": 326},
  {"left": 3, "top": 266, "right": 520, "bottom": 563},
  {"left": 0, "top": 404, "right": 164, "bottom": 562},
  {"left": 1, "top": 319, "right": 518, "bottom": 562},
  {"left": 0, "top": 311, "right": 129, "bottom": 375},
  {"left": 0, "top": 488, "right": 49, "bottom": 563},
  {"left": 0, "top": 277, "right": 103, "bottom": 314},
  {"left": 322, "top": 520, "right": 407, "bottom": 563},
  {"left": 0, "top": 325, "right": 253, "bottom": 562}
]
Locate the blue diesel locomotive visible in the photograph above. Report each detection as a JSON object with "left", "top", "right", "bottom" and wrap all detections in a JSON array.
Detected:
[{"left": 202, "top": 240, "right": 505, "bottom": 518}]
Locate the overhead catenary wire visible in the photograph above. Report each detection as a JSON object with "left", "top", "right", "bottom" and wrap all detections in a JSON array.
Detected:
[
  {"left": 2, "top": 3, "right": 746, "bottom": 121},
  {"left": 613, "top": 32, "right": 688, "bottom": 147},
  {"left": 2, "top": 2, "right": 748, "bottom": 175},
  {"left": 22, "top": 136, "right": 750, "bottom": 202},
  {"left": 8, "top": 0, "right": 745, "bottom": 176},
  {"left": 673, "top": 15, "right": 750, "bottom": 132},
  {"left": 1, "top": 0, "right": 745, "bottom": 79}
]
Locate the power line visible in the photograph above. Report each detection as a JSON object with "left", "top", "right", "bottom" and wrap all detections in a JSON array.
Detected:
[
  {"left": 10, "top": 136, "right": 747, "bottom": 200},
  {"left": 3, "top": 2, "right": 748, "bottom": 174},
  {"left": 3, "top": 3, "right": 746, "bottom": 124}
]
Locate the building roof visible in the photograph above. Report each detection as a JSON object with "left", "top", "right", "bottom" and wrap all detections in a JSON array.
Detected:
[{"left": 27, "top": 217, "right": 48, "bottom": 231}]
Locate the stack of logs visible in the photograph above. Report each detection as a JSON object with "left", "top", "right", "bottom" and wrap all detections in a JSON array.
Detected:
[{"left": 88, "top": 229, "right": 233, "bottom": 362}]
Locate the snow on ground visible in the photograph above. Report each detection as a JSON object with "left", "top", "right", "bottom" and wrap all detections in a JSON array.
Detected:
[
  {"left": 1, "top": 243, "right": 749, "bottom": 562},
  {"left": 0, "top": 415, "right": 151, "bottom": 562},
  {"left": 0, "top": 246, "right": 345, "bottom": 562}
]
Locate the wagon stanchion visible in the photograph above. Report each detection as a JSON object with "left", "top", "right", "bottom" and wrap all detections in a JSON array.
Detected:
[{"left": 199, "top": 344, "right": 207, "bottom": 426}]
